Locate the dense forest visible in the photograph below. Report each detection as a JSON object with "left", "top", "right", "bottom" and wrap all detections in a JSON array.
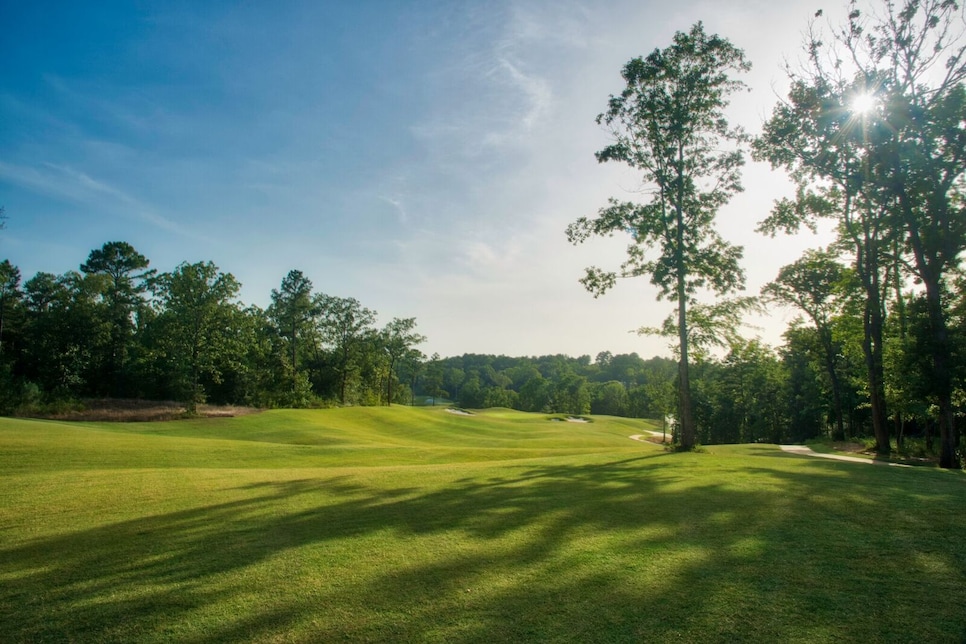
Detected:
[{"left": 0, "top": 243, "right": 428, "bottom": 412}]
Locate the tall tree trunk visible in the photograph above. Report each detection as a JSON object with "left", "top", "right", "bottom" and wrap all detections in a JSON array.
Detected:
[
  {"left": 291, "top": 321, "right": 298, "bottom": 393},
  {"left": 0, "top": 296, "right": 5, "bottom": 356},
  {"left": 862, "top": 294, "right": 890, "bottom": 456},
  {"left": 677, "top": 277, "right": 696, "bottom": 450},
  {"left": 189, "top": 339, "right": 200, "bottom": 414},
  {"left": 339, "top": 343, "right": 350, "bottom": 405},
  {"left": 891, "top": 247, "right": 907, "bottom": 452},
  {"left": 673, "top": 160, "right": 696, "bottom": 451},
  {"left": 111, "top": 320, "right": 124, "bottom": 398},
  {"left": 922, "top": 278, "right": 958, "bottom": 468},
  {"left": 820, "top": 328, "right": 846, "bottom": 440},
  {"left": 893, "top": 144, "right": 960, "bottom": 468},
  {"left": 386, "top": 357, "right": 395, "bottom": 406},
  {"left": 853, "top": 226, "right": 890, "bottom": 456},
  {"left": 905, "top": 218, "right": 957, "bottom": 467},
  {"left": 828, "top": 365, "right": 847, "bottom": 440}
]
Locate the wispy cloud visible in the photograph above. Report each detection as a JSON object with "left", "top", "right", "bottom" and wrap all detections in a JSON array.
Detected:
[
  {"left": 501, "top": 2, "right": 593, "bottom": 51},
  {"left": 0, "top": 161, "right": 191, "bottom": 237},
  {"left": 377, "top": 195, "right": 409, "bottom": 224},
  {"left": 496, "top": 58, "right": 553, "bottom": 131}
]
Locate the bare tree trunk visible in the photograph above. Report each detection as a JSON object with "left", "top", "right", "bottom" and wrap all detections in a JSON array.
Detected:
[
  {"left": 340, "top": 344, "right": 349, "bottom": 405},
  {"left": 189, "top": 340, "right": 200, "bottom": 414},
  {"left": 386, "top": 357, "right": 395, "bottom": 406}
]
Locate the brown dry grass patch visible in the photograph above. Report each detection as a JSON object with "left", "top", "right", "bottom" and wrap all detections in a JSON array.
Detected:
[
  {"left": 33, "top": 399, "right": 261, "bottom": 422},
  {"left": 831, "top": 441, "right": 868, "bottom": 453}
]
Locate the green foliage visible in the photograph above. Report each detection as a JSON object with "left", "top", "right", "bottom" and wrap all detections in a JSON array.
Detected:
[
  {"left": 438, "top": 353, "right": 673, "bottom": 419},
  {"left": 268, "top": 269, "right": 318, "bottom": 393},
  {"left": 781, "top": 326, "right": 831, "bottom": 442},
  {"left": 567, "top": 22, "right": 750, "bottom": 303},
  {"left": 639, "top": 295, "right": 762, "bottom": 359},
  {"left": 148, "top": 261, "right": 242, "bottom": 411},
  {"left": 18, "top": 271, "right": 107, "bottom": 396},
  {"left": 317, "top": 295, "right": 377, "bottom": 405},
  {"left": 5, "top": 244, "right": 438, "bottom": 412},
  {"left": 765, "top": 250, "right": 851, "bottom": 438},
  {"left": 381, "top": 317, "right": 426, "bottom": 406},
  {"left": 0, "top": 259, "right": 21, "bottom": 354},
  {"left": 699, "top": 340, "right": 789, "bottom": 444},
  {"left": 79, "top": 241, "right": 154, "bottom": 397},
  {"left": 591, "top": 380, "right": 630, "bottom": 416}
]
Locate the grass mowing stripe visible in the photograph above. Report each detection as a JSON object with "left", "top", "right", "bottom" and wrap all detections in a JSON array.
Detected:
[
  {"left": 0, "top": 413, "right": 648, "bottom": 473},
  {"left": 1, "top": 408, "right": 964, "bottom": 642}
]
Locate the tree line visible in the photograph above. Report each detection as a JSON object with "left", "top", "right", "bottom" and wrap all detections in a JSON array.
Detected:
[
  {"left": 0, "top": 234, "right": 962, "bottom": 456},
  {"left": 0, "top": 242, "right": 426, "bottom": 412}
]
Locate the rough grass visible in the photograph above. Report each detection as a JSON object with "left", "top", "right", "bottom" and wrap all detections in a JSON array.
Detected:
[
  {"left": 1, "top": 407, "right": 964, "bottom": 642},
  {"left": 28, "top": 398, "right": 261, "bottom": 422}
]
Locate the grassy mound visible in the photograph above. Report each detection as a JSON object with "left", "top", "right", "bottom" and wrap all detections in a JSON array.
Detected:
[{"left": 1, "top": 407, "right": 963, "bottom": 642}]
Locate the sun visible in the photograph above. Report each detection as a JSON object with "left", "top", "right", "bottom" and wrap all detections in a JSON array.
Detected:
[{"left": 851, "top": 92, "right": 877, "bottom": 115}]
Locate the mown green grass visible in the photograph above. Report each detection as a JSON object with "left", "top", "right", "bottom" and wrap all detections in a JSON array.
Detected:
[{"left": 1, "top": 407, "right": 964, "bottom": 642}]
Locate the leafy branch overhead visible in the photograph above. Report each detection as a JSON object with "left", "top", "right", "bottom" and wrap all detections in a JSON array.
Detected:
[{"left": 638, "top": 296, "right": 763, "bottom": 356}]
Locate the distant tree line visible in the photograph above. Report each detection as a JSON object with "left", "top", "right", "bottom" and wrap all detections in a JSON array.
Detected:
[{"left": 424, "top": 352, "right": 676, "bottom": 419}]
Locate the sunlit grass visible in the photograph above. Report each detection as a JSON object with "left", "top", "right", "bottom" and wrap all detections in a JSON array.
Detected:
[{"left": 1, "top": 408, "right": 964, "bottom": 642}]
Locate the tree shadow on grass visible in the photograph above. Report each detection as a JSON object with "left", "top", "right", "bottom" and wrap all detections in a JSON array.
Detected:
[{"left": 2, "top": 449, "right": 965, "bottom": 642}]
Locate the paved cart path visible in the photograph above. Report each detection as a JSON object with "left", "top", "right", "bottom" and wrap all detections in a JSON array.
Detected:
[
  {"left": 779, "top": 444, "right": 911, "bottom": 467},
  {"left": 627, "top": 435, "right": 912, "bottom": 468}
]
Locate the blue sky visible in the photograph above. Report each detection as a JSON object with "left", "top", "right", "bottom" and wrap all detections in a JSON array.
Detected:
[{"left": 1, "top": 0, "right": 838, "bottom": 358}]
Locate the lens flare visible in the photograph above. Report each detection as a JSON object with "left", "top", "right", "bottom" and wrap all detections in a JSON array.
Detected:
[{"left": 851, "top": 93, "right": 876, "bottom": 115}]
